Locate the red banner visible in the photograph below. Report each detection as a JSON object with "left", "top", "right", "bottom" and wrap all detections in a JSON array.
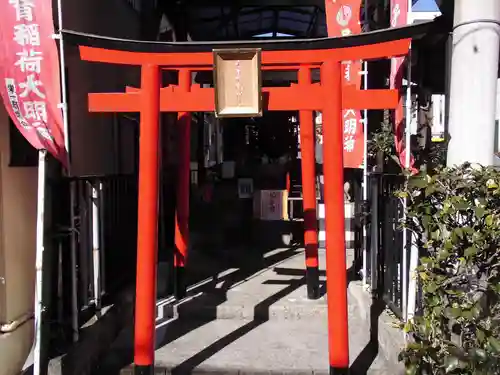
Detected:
[
  {"left": 390, "top": 0, "right": 415, "bottom": 170},
  {"left": 325, "top": 0, "right": 364, "bottom": 169},
  {"left": 0, "top": 0, "right": 66, "bottom": 165}
]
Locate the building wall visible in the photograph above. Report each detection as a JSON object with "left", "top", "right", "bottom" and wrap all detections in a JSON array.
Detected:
[
  {"left": 0, "top": 1, "right": 143, "bottom": 374},
  {"left": 62, "top": 0, "right": 141, "bottom": 176},
  {"left": 0, "top": 106, "right": 38, "bottom": 375}
]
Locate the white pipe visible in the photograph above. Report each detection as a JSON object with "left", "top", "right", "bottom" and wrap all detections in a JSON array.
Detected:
[
  {"left": 362, "top": 59, "right": 368, "bottom": 287},
  {"left": 91, "top": 183, "right": 102, "bottom": 311},
  {"left": 33, "top": 150, "right": 47, "bottom": 375},
  {"left": 403, "top": 0, "right": 414, "bottom": 323},
  {"left": 55, "top": 0, "right": 79, "bottom": 343},
  {"left": 360, "top": 0, "right": 369, "bottom": 288}
]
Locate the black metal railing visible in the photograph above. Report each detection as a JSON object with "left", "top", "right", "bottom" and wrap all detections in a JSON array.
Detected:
[
  {"left": 50, "top": 170, "right": 177, "bottom": 336},
  {"left": 52, "top": 175, "right": 138, "bottom": 313},
  {"left": 366, "top": 173, "right": 408, "bottom": 319}
]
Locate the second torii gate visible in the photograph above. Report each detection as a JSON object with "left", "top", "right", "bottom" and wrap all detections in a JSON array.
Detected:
[{"left": 65, "top": 30, "right": 411, "bottom": 375}]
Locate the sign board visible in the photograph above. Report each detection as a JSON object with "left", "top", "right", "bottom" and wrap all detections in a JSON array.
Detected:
[
  {"left": 213, "top": 48, "right": 262, "bottom": 118},
  {"left": 238, "top": 178, "right": 253, "bottom": 199},
  {"left": 253, "top": 190, "right": 288, "bottom": 221}
]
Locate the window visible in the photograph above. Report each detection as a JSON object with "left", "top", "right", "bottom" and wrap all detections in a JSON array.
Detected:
[{"left": 8, "top": 117, "right": 38, "bottom": 167}]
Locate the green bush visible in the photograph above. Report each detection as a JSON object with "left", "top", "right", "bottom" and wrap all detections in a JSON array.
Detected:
[{"left": 398, "top": 163, "right": 500, "bottom": 374}]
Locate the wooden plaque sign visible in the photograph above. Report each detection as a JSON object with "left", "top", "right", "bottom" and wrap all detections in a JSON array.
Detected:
[{"left": 213, "top": 48, "right": 262, "bottom": 118}]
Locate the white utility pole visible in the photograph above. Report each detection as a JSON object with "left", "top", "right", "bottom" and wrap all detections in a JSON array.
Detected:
[{"left": 447, "top": 0, "right": 500, "bottom": 167}]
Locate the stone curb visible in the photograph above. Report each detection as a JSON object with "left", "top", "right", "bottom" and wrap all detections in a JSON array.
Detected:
[
  {"left": 169, "top": 297, "right": 328, "bottom": 322},
  {"left": 120, "top": 365, "right": 328, "bottom": 375},
  {"left": 48, "top": 287, "right": 135, "bottom": 375},
  {"left": 347, "top": 282, "right": 404, "bottom": 374}
]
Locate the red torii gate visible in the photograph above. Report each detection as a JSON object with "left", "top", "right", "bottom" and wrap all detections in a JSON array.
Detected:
[{"left": 70, "top": 32, "right": 410, "bottom": 375}]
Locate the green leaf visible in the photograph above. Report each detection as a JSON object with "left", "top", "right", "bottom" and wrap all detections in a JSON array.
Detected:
[
  {"left": 431, "top": 229, "right": 441, "bottom": 241},
  {"left": 445, "top": 307, "right": 462, "bottom": 318},
  {"left": 455, "top": 202, "right": 469, "bottom": 210},
  {"left": 409, "top": 176, "right": 428, "bottom": 189},
  {"left": 453, "top": 227, "right": 464, "bottom": 239},
  {"left": 488, "top": 336, "right": 500, "bottom": 353},
  {"left": 425, "top": 185, "right": 436, "bottom": 196},
  {"left": 464, "top": 246, "right": 479, "bottom": 258},
  {"left": 422, "top": 215, "right": 431, "bottom": 231},
  {"left": 420, "top": 257, "right": 433, "bottom": 265},
  {"left": 462, "top": 310, "right": 473, "bottom": 319},
  {"left": 469, "top": 348, "right": 487, "bottom": 361},
  {"left": 475, "top": 206, "right": 486, "bottom": 218},
  {"left": 486, "top": 215, "right": 494, "bottom": 226},
  {"left": 426, "top": 282, "right": 438, "bottom": 294},
  {"left": 477, "top": 329, "right": 486, "bottom": 343},
  {"left": 444, "top": 356, "right": 460, "bottom": 373},
  {"left": 405, "top": 363, "right": 417, "bottom": 375},
  {"left": 487, "top": 179, "right": 498, "bottom": 189}
]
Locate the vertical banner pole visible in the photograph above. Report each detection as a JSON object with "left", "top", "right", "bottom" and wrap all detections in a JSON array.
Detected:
[
  {"left": 298, "top": 66, "right": 320, "bottom": 300},
  {"left": 33, "top": 150, "right": 47, "bottom": 375},
  {"left": 405, "top": 1, "right": 419, "bottom": 323},
  {"left": 402, "top": 0, "right": 413, "bottom": 322},
  {"left": 174, "top": 69, "right": 192, "bottom": 300},
  {"left": 91, "top": 183, "right": 102, "bottom": 312},
  {"left": 321, "top": 60, "right": 349, "bottom": 374},
  {"left": 134, "top": 64, "right": 161, "bottom": 375},
  {"left": 361, "top": 0, "right": 369, "bottom": 287}
]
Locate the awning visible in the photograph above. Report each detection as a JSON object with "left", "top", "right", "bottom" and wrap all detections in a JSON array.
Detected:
[{"left": 62, "top": 15, "right": 449, "bottom": 54}]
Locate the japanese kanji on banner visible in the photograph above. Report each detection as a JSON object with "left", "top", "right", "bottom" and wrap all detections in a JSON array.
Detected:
[
  {"left": 325, "top": 0, "right": 364, "bottom": 169},
  {"left": 0, "top": 0, "right": 66, "bottom": 165}
]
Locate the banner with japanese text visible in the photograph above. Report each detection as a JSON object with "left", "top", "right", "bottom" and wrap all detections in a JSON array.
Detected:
[
  {"left": 325, "top": 0, "right": 364, "bottom": 169},
  {"left": 0, "top": 0, "right": 66, "bottom": 165},
  {"left": 390, "top": 0, "right": 414, "bottom": 169}
]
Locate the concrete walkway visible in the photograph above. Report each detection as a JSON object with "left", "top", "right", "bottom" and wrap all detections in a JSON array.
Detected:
[{"left": 94, "top": 247, "right": 404, "bottom": 375}]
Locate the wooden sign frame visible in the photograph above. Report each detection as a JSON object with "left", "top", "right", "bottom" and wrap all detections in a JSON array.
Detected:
[{"left": 213, "top": 48, "right": 263, "bottom": 118}]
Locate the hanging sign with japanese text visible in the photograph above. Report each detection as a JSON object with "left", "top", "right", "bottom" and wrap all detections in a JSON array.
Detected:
[
  {"left": 325, "top": 0, "right": 364, "bottom": 169},
  {"left": 0, "top": 0, "right": 66, "bottom": 164}
]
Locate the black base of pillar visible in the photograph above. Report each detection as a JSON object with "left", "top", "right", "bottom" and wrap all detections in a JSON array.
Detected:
[
  {"left": 306, "top": 266, "right": 320, "bottom": 300},
  {"left": 134, "top": 365, "right": 154, "bottom": 375},
  {"left": 329, "top": 366, "right": 349, "bottom": 375},
  {"left": 174, "top": 266, "right": 187, "bottom": 300}
]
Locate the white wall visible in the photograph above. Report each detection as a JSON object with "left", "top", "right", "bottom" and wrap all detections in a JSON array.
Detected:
[{"left": 0, "top": 106, "right": 38, "bottom": 375}]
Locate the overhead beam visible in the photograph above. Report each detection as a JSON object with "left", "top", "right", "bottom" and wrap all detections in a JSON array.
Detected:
[
  {"left": 88, "top": 86, "right": 398, "bottom": 113},
  {"left": 79, "top": 39, "right": 411, "bottom": 65}
]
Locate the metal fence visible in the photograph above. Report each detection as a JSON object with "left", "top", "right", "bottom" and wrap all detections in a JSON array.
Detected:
[
  {"left": 51, "top": 175, "right": 138, "bottom": 318},
  {"left": 365, "top": 173, "right": 409, "bottom": 319},
  {"left": 49, "top": 171, "right": 175, "bottom": 342}
]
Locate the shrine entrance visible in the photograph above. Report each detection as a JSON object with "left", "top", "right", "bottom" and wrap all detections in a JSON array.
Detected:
[{"left": 67, "top": 31, "right": 410, "bottom": 374}]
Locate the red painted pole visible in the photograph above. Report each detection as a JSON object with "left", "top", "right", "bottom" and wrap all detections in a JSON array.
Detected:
[
  {"left": 321, "top": 59, "right": 349, "bottom": 374},
  {"left": 134, "top": 64, "right": 160, "bottom": 375},
  {"left": 174, "top": 69, "right": 191, "bottom": 299},
  {"left": 298, "top": 66, "right": 320, "bottom": 300}
]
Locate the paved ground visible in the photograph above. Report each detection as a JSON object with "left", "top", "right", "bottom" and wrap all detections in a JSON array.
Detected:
[{"left": 90, "top": 247, "right": 405, "bottom": 375}]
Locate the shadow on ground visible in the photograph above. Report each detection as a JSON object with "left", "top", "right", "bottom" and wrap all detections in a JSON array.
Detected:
[{"left": 87, "top": 245, "right": 388, "bottom": 375}]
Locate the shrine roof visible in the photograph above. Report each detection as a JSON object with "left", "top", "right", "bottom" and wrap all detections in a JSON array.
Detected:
[{"left": 62, "top": 15, "right": 448, "bottom": 54}]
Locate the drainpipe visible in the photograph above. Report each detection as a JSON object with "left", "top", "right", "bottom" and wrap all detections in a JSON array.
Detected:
[{"left": 447, "top": 0, "right": 500, "bottom": 167}]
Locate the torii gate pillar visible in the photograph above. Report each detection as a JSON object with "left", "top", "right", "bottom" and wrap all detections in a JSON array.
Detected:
[{"left": 133, "top": 64, "right": 161, "bottom": 373}]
